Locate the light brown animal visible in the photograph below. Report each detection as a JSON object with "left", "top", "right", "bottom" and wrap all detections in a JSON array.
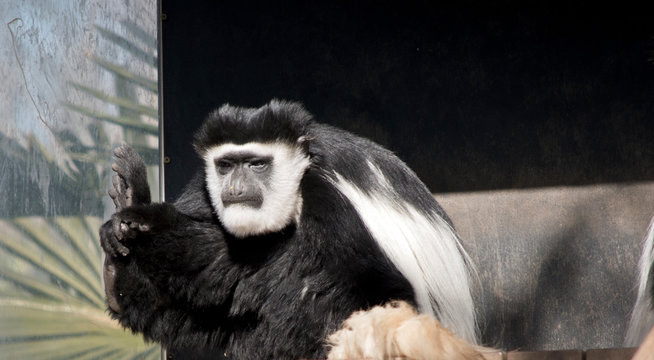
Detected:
[{"left": 327, "top": 301, "right": 499, "bottom": 360}]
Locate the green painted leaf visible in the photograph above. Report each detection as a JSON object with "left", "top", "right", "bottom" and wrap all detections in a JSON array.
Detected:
[{"left": 0, "top": 217, "right": 159, "bottom": 359}]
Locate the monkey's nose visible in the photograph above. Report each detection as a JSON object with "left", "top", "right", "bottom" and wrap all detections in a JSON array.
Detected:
[{"left": 228, "top": 181, "right": 244, "bottom": 196}]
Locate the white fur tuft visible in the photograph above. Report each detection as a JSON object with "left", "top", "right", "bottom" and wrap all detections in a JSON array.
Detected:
[
  {"left": 330, "top": 161, "right": 478, "bottom": 344},
  {"left": 204, "top": 142, "right": 310, "bottom": 238},
  {"left": 625, "top": 215, "right": 654, "bottom": 347}
]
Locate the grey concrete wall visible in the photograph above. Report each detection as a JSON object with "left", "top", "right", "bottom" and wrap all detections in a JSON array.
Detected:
[{"left": 437, "top": 182, "right": 654, "bottom": 351}]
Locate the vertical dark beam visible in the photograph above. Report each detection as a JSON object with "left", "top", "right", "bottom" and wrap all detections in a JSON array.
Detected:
[{"left": 157, "top": 0, "right": 166, "bottom": 203}]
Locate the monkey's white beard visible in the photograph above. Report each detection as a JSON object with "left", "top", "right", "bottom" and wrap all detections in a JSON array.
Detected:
[
  {"left": 218, "top": 195, "right": 304, "bottom": 237},
  {"left": 204, "top": 142, "right": 310, "bottom": 238}
]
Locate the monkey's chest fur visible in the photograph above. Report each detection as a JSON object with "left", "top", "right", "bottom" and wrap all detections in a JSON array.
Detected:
[
  {"left": 169, "top": 219, "right": 414, "bottom": 359},
  {"left": 106, "top": 196, "right": 415, "bottom": 359}
]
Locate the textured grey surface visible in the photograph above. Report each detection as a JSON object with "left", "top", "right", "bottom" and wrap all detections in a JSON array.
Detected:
[
  {"left": 437, "top": 182, "right": 654, "bottom": 351},
  {"left": 0, "top": 0, "right": 158, "bottom": 218}
]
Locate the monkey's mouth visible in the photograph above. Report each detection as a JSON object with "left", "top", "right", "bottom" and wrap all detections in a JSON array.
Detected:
[{"left": 222, "top": 198, "right": 263, "bottom": 208}]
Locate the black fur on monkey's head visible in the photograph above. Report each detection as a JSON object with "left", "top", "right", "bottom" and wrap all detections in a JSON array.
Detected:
[{"left": 193, "top": 99, "right": 313, "bottom": 154}]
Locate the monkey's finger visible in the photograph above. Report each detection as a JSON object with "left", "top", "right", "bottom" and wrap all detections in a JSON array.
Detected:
[
  {"left": 100, "top": 230, "right": 118, "bottom": 258},
  {"left": 114, "top": 144, "right": 135, "bottom": 159},
  {"left": 113, "top": 146, "right": 138, "bottom": 176},
  {"left": 111, "top": 162, "right": 122, "bottom": 173},
  {"left": 108, "top": 188, "right": 118, "bottom": 200},
  {"left": 102, "top": 239, "right": 117, "bottom": 258},
  {"left": 112, "top": 174, "right": 125, "bottom": 192},
  {"left": 120, "top": 221, "right": 132, "bottom": 234},
  {"left": 112, "top": 218, "right": 124, "bottom": 241},
  {"left": 112, "top": 156, "right": 130, "bottom": 172},
  {"left": 119, "top": 220, "right": 141, "bottom": 239},
  {"left": 112, "top": 174, "right": 127, "bottom": 198},
  {"left": 113, "top": 145, "right": 131, "bottom": 161},
  {"left": 124, "top": 187, "right": 134, "bottom": 207},
  {"left": 113, "top": 238, "right": 130, "bottom": 257},
  {"left": 112, "top": 162, "right": 130, "bottom": 182},
  {"left": 105, "top": 231, "right": 130, "bottom": 257},
  {"left": 112, "top": 147, "right": 134, "bottom": 181},
  {"left": 111, "top": 221, "right": 132, "bottom": 256},
  {"left": 111, "top": 177, "right": 128, "bottom": 209},
  {"left": 108, "top": 189, "right": 123, "bottom": 210},
  {"left": 124, "top": 220, "right": 152, "bottom": 233}
]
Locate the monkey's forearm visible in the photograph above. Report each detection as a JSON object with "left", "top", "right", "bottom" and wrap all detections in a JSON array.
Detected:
[
  {"left": 108, "top": 257, "right": 226, "bottom": 349},
  {"left": 102, "top": 201, "right": 238, "bottom": 310},
  {"left": 102, "top": 206, "right": 234, "bottom": 347}
]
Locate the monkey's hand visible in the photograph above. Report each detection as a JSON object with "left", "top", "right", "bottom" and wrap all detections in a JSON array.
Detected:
[
  {"left": 108, "top": 145, "right": 152, "bottom": 210},
  {"left": 100, "top": 205, "right": 161, "bottom": 258},
  {"left": 99, "top": 203, "right": 188, "bottom": 315},
  {"left": 100, "top": 213, "right": 146, "bottom": 258},
  {"left": 100, "top": 204, "right": 169, "bottom": 312},
  {"left": 100, "top": 209, "right": 149, "bottom": 313},
  {"left": 100, "top": 203, "right": 182, "bottom": 258}
]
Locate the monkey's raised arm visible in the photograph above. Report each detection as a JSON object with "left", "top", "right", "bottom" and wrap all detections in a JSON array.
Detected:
[
  {"left": 99, "top": 203, "right": 237, "bottom": 348},
  {"left": 100, "top": 146, "right": 236, "bottom": 348},
  {"left": 102, "top": 145, "right": 153, "bottom": 313},
  {"left": 102, "top": 145, "right": 153, "bottom": 310}
]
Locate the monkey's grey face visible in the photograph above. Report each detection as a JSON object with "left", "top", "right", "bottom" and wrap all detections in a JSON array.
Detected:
[
  {"left": 215, "top": 152, "right": 272, "bottom": 209},
  {"left": 204, "top": 142, "right": 310, "bottom": 238}
]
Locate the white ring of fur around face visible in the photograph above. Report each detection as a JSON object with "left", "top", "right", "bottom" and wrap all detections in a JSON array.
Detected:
[{"left": 203, "top": 142, "right": 310, "bottom": 238}]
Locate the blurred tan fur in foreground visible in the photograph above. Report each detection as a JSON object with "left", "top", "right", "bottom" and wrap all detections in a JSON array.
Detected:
[{"left": 327, "top": 301, "right": 499, "bottom": 360}]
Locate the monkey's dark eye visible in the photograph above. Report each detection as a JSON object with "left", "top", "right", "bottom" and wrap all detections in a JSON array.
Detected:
[
  {"left": 215, "top": 159, "right": 234, "bottom": 174},
  {"left": 216, "top": 160, "right": 232, "bottom": 168},
  {"left": 249, "top": 159, "right": 269, "bottom": 173}
]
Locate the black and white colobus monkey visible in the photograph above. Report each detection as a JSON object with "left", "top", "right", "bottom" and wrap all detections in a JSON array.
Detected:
[
  {"left": 626, "top": 215, "right": 654, "bottom": 347},
  {"left": 100, "top": 100, "right": 478, "bottom": 359}
]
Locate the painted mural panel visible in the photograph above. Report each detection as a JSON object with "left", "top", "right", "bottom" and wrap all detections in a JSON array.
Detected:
[{"left": 0, "top": 1, "right": 159, "bottom": 358}]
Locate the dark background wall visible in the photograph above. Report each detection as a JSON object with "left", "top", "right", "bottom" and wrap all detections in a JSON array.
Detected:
[
  {"left": 161, "top": 0, "right": 654, "bottom": 200},
  {"left": 161, "top": 0, "right": 654, "bottom": 351}
]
